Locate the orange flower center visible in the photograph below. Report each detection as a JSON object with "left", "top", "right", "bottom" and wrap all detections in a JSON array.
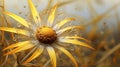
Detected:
[{"left": 35, "top": 26, "right": 57, "bottom": 44}]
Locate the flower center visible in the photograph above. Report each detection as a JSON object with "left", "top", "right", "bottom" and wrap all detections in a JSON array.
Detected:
[{"left": 35, "top": 26, "right": 57, "bottom": 44}]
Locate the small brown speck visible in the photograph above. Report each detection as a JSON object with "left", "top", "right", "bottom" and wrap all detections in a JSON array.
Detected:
[
  {"left": 24, "top": 5, "right": 26, "bottom": 8},
  {"left": 19, "top": 12, "right": 22, "bottom": 14},
  {"left": 25, "top": 14, "right": 27, "bottom": 16},
  {"left": 35, "top": 5, "right": 38, "bottom": 8}
]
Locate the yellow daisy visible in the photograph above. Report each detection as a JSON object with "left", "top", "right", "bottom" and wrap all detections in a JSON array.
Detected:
[{"left": 0, "top": 0, "right": 94, "bottom": 67}]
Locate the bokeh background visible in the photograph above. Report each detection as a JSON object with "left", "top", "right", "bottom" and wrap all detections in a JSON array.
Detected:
[{"left": 1, "top": 0, "right": 120, "bottom": 67}]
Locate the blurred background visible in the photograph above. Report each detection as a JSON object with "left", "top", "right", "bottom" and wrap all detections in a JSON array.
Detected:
[{"left": 1, "top": 0, "right": 120, "bottom": 67}]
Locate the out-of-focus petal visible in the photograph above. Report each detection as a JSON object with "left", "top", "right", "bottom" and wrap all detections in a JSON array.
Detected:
[
  {"left": 4, "top": 12, "right": 29, "bottom": 28},
  {"left": 0, "top": 27, "right": 29, "bottom": 36},
  {"left": 53, "top": 18, "right": 75, "bottom": 30},
  {"left": 59, "top": 38, "right": 94, "bottom": 50},
  {"left": 55, "top": 45, "right": 78, "bottom": 67},
  {"left": 23, "top": 46, "right": 44, "bottom": 64},
  {"left": 47, "top": 4, "right": 58, "bottom": 27},
  {"left": 28, "top": 0, "right": 41, "bottom": 24},
  {"left": 57, "top": 26, "right": 83, "bottom": 35},
  {"left": 63, "top": 36, "right": 90, "bottom": 43},
  {"left": 47, "top": 46, "right": 56, "bottom": 67},
  {"left": 4, "top": 42, "right": 35, "bottom": 56},
  {"left": 3, "top": 41, "right": 31, "bottom": 51}
]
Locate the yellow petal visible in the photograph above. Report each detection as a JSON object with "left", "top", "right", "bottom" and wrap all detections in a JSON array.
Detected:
[
  {"left": 21, "top": 47, "right": 37, "bottom": 62},
  {"left": 23, "top": 46, "right": 44, "bottom": 64},
  {"left": 47, "top": 4, "right": 58, "bottom": 27},
  {"left": 55, "top": 45, "right": 78, "bottom": 67},
  {"left": 47, "top": 46, "right": 56, "bottom": 67},
  {"left": 4, "top": 12, "right": 29, "bottom": 28},
  {"left": 59, "top": 38, "right": 94, "bottom": 50},
  {"left": 53, "top": 18, "right": 75, "bottom": 30},
  {"left": 4, "top": 42, "right": 34, "bottom": 56},
  {"left": 0, "top": 27, "right": 29, "bottom": 36},
  {"left": 64, "top": 36, "right": 90, "bottom": 43},
  {"left": 57, "top": 26, "right": 83, "bottom": 35},
  {"left": 3, "top": 41, "right": 31, "bottom": 51},
  {"left": 28, "top": 0, "right": 41, "bottom": 23}
]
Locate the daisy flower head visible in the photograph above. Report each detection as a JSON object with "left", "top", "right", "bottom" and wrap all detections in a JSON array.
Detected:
[{"left": 0, "top": 0, "right": 94, "bottom": 67}]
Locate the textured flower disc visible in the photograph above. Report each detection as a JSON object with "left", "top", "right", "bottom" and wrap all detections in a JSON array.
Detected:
[{"left": 35, "top": 26, "right": 57, "bottom": 44}]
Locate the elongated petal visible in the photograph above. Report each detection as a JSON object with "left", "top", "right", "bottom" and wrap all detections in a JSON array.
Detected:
[
  {"left": 4, "top": 12, "right": 29, "bottom": 28},
  {"left": 59, "top": 38, "right": 94, "bottom": 50},
  {"left": 47, "top": 4, "right": 58, "bottom": 27},
  {"left": 21, "top": 47, "right": 37, "bottom": 63},
  {"left": 4, "top": 42, "right": 35, "bottom": 56},
  {"left": 3, "top": 41, "right": 31, "bottom": 51},
  {"left": 63, "top": 36, "right": 90, "bottom": 43},
  {"left": 57, "top": 26, "right": 83, "bottom": 35},
  {"left": 0, "top": 27, "right": 29, "bottom": 36},
  {"left": 47, "top": 46, "right": 56, "bottom": 67},
  {"left": 55, "top": 45, "right": 78, "bottom": 67},
  {"left": 23, "top": 46, "right": 44, "bottom": 64},
  {"left": 28, "top": 0, "right": 41, "bottom": 23},
  {"left": 21, "top": 47, "right": 37, "bottom": 62},
  {"left": 53, "top": 18, "right": 75, "bottom": 30}
]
